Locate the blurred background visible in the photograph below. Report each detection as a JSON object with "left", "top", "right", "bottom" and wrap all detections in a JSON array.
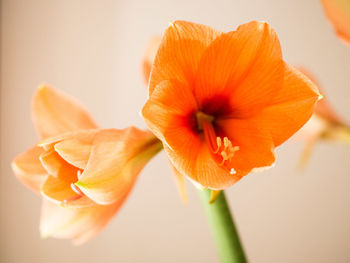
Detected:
[{"left": 1, "top": 0, "right": 350, "bottom": 262}]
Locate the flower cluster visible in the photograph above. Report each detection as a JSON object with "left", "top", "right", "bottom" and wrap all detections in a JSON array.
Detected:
[{"left": 13, "top": 20, "right": 321, "bottom": 244}]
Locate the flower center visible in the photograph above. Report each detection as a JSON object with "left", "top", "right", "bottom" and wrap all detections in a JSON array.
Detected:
[{"left": 196, "top": 111, "right": 239, "bottom": 172}]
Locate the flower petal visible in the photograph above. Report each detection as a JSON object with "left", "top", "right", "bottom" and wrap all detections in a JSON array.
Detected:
[
  {"left": 60, "top": 195, "right": 95, "bottom": 208},
  {"left": 194, "top": 21, "right": 284, "bottom": 117},
  {"left": 32, "top": 85, "right": 98, "bottom": 139},
  {"left": 142, "top": 36, "right": 161, "bottom": 84},
  {"left": 38, "top": 129, "right": 99, "bottom": 151},
  {"left": 321, "top": 0, "right": 350, "bottom": 45},
  {"left": 76, "top": 128, "right": 162, "bottom": 205},
  {"left": 255, "top": 63, "right": 320, "bottom": 147},
  {"left": 297, "top": 67, "right": 343, "bottom": 125},
  {"left": 11, "top": 146, "right": 47, "bottom": 193},
  {"left": 54, "top": 137, "right": 93, "bottom": 170},
  {"left": 217, "top": 117, "right": 276, "bottom": 176},
  {"left": 40, "top": 197, "right": 126, "bottom": 245},
  {"left": 39, "top": 149, "right": 69, "bottom": 177},
  {"left": 170, "top": 164, "right": 188, "bottom": 203},
  {"left": 142, "top": 79, "right": 197, "bottom": 145},
  {"left": 40, "top": 175, "right": 79, "bottom": 205},
  {"left": 165, "top": 143, "right": 242, "bottom": 190},
  {"left": 149, "top": 20, "right": 221, "bottom": 95}
]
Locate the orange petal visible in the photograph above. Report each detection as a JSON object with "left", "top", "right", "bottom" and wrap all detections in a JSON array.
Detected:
[
  {"left": 149, "top": 20, "right": 221, "bottom": 95},
  {"left": 76, "top": 128, "right": 162, "bottom": 205},
  {"left": 255, "top": 63, "right": 320, "bottom": 147},
  {"left": 54, "top": 137, "right": 93, "bottom": 170},
  {"left": 141, "top": 36, "right": 161, "bottom": 84},
  {"left": 40, "top": 175, "right": 79, "bottom": 205},
  {"left": 297, "top": 67, "right": 344, "bottom": 125},
  {"left": 165, "top": 143, "right": 242, "bottom": 190},
  {"left": 40, "top": 196, "right": 126, "bottom": 245},
  {"left": 39, "top": 149, "right": 68, "bottom": 177},
  {"left": 321, "top": 0, "right": 350, "bottom": 45},
  {"left": 142, "top": 79, "right": 197, "bottom": 146},
  {"left": 60, "top": 195, "right": 95, "bottom": 208},
  {"left": 164, "top": 117, "right": 274, "bottom": 189},
  {"left": 11, "top": 146, "right": 47, "bottom": 193},
  {"left": 32, "top": 85, "right": 98, "bottom": 139},
  {"left": 170, "top": 164, "right": 188, "bottom": 203},
  {"left": 217, "top": 118, "right": 276, "bottom": 175},
  {"left": 194, "top": 21, "right": 284, "bottom": 117},
  {"left": 38, "top": 129, "right": 99, "bottom": 151}
]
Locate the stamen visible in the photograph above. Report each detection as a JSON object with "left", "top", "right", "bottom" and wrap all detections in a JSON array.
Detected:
[
  {"left": 196, "top": 111, "right": 239, "bottom": 171},
  {"left": 214, "top": 137, "right": 222, "bottom": 154},
  {"left": 218, "top": 138, "right": 239, "bottom": 166},
  {"left": 224, "top": 137, "right": 230, "bottom": 148}
]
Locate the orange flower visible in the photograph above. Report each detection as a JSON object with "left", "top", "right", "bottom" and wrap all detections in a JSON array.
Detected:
[
  {"left": 321, "top": 0, "right": 350, "bottom": 45},
  {"left": 142, "top": 21, "right": 320, "bottom": 190},
  {"left": 12, "top": 85, "right": 162, "bottom": 244},
  {"left": 296, "top": 68, "right": 350, "bottom": 168}
]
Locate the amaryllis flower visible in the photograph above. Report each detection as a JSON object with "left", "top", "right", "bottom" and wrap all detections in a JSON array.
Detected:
[
  {"left": 142, "top": 21, "right": 320, "bottom": 190},
  {"left": 12, "top": 85, "right": 161, "bottom": 244},
  {"left": 321, "top": 0, "right": 350, "bottom": 45}
]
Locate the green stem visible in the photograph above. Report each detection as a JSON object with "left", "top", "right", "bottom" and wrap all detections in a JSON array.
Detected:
[{"left": 198, "top": 189, "right": 247, "bottom": 263}]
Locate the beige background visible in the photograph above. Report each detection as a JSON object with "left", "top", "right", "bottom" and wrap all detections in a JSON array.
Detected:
[{"left": 1, "top": 0, "right": 350, "bottom": 262}]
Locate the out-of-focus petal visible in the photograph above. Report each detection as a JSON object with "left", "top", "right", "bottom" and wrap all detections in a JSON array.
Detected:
[
  {"left": 60, "top": 196, "right": 95, "bottom": 208},
  {"left": 149, "top": 20, "right": 221, "bottom": 95},
  {"left": 297, "top": 67, "right": 344, "bottom": 125},
  {"left": 54, "top": 137, "right": 93, "bottom": 170},
  {"left": 11, "top": 146, "right": 47, "bottom": 193},
  {"left": 40, "top": 175, "right": 79, "bottom": 204},
  {"left": 32, "top": 85, "right": 98, "bottom": 139},
  {"left": 39, "top": 149, "right": 70, "bottom": 177},
  {"left": 170, "top": 164, "right": 188, "bottom": 203},
  {"left": 76, "top": 128, "right": 162, "bottom": 205},
  {"left": 321, "top": 0, "right": 350, "bottom": 44},
  {"left": 40, "top": 196, "right": 126, "bottom": 245},
  {"left": 141, "top": 36, "right": 161, "bottom": 84},
  {"left": 38, "top": 129, "right": 99, "bottom": 151}
]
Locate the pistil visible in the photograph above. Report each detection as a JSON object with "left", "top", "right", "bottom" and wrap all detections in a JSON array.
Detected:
[{"left": 196, "top": 111, "right": 239, "bottom": 169}]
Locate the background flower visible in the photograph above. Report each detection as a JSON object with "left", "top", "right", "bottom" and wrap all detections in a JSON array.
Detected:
[
  {"left": 321, "top": 0, "right": 350, "bottom": 45},
  {"left": 12, "top": 85, "right": 161, "bottom": 244}
]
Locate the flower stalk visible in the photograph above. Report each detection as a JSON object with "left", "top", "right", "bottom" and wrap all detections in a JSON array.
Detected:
[{"left": 198, "top": 189, "right": 247, "bottom": 263}]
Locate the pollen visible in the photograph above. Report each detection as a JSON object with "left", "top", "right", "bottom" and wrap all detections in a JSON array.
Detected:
[{"left": 215, "top": 136, "right": 239, "bottom": 166}]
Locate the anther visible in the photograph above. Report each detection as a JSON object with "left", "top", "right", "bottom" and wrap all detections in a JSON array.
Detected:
[
  {"left": 214, "top": 137, "right": 222, "bottom": 154},
  {"left": 218, "top": 137, "right": 239, "bottom": 166}
]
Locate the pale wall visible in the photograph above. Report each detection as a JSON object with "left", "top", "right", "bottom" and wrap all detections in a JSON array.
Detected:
[{"left": 1, "top": 0, "right": 350, "bottom": 262}]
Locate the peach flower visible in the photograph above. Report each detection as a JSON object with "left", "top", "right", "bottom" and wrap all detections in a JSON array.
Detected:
[{"left": 12, "top": 85, "right": 162, "bottom": 244}]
